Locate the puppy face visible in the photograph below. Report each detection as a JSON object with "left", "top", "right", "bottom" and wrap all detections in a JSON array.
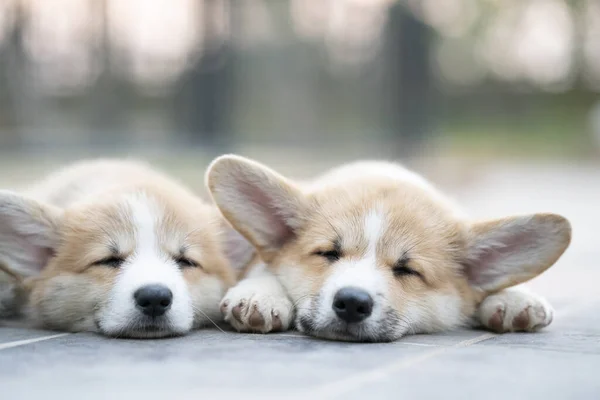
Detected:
[
  {"left": 272, "top": 190, "right": 470, "bottom": 342},
  {"left": 0, "top": 188, "right": 240, "bottom": 338},
  {"left": 207, "top": 156, "right": 572, "bottom": 342}
]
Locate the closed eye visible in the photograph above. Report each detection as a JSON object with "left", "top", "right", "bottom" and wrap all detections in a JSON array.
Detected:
[
  {"left": 91, "top": 256, "right": 125, "bottom": 269},
  {"left": 392, "top": 257, "right": 423, "bottom": 280},
  {"left": 313, "top": 239, "right": 342, "bottom": 263},
  {"left": 175, "top": 256, "right": 200, "bottom": 269},
  {"left": 314, "top": 249, "right": 341, "bottom": 262}
]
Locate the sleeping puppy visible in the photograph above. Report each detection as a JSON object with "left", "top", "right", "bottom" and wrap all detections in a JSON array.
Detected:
[
  {"left": 206, "top": 155, "right": 571, "bottom": 342},
  {"left": 0, "top": 159, "right": 250, "bottom": 338}
]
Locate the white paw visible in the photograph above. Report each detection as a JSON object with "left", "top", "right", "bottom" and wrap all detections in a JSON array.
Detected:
[
  {"left": 478, "top": 288, "right": 554, "bottom": 333},
  {"left": 220, "top": 278, "right": 293, "bottom": 333}
]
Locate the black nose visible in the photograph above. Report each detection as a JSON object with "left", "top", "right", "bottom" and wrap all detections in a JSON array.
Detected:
[
  {"left": 134, "top": 284, "right": 173, "bottom": 317},
  {"left": 332, "top": 287, "right": 374, "bottom": 323}
]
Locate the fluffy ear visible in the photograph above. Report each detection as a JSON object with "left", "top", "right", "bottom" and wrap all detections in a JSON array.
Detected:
[
  {"left": 206, "top": 155, "right": 306, "bottom": 259},
  {"left": 464, "top": 213, "right": 571, "bottom": 293},
  {"left": 0, "top": 191, "right": 62, "bottom": 278},
  {"left": 219, "top": 219, "right": 256, "bottom": 271}
]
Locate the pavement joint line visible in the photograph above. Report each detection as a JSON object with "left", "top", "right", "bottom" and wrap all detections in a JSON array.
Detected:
[
  {"left": 297, "top": 302, "right": 582, "bottom": 399},
  {"left": 395, "top": 342, "right": 438, "bottom": 347},
  {"left": 301, "top": 332, "right": 498, "bottom": 399},
  {"left": 0, "top": 333, "right": 71, "bottom": 351}
]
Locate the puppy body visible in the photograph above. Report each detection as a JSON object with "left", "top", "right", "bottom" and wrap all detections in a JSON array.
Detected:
[
  {"left": 0, "top": 159, "right": 240, "bottom": 338},
  {"left": 208, "top": 156, "right": 571, "bottom": 342}
]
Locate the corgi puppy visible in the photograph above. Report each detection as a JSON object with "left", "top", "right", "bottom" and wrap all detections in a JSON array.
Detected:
[
  {"left": 206, "top": 155, "right": 571, "bottom": 342},
  {"left": 0, "top": 159, "right": 250, "bottom": 338}
]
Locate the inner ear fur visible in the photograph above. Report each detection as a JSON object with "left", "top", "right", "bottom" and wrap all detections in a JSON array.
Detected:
[
  {"left": 206, "top": 155, "right": 307, "bottom": 261},
  {"left": 464, "top": 213, "right": 571, "bottom": 293}
]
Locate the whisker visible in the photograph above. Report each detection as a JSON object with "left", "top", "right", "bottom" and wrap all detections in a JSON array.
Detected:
[
  {"left": 183, "top": 227, "right": 206, "bottom": 245},
  {"left": 291, "top": 294, "right": 314, "bottom": 309},
  {"left": 85, "top": 218, "right": 121, "bottom": 252},
  {"left": 313, "top": 204, "right": 343, "bottom": 241},
  {"left": 401, "top": 315, "right": 416, "bottom": 335},
  {"left": 193, "top": 306, "right": 226, "bottom": 334}
]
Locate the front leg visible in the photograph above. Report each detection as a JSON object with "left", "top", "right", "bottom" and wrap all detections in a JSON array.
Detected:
[
  {"left": 477, "top": 287, "right": 554, "bottom": 333},
  {"left": 220, "top": 263, "right": 293, "bottom": 333}
]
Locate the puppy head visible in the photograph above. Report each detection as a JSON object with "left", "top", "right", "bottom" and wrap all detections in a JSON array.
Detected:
[
  {"left": 0, "top": 188, "right": 245, "bottom": 338},
  {"left": 207, "top": 155, "right": 571, "bottom": 342}
]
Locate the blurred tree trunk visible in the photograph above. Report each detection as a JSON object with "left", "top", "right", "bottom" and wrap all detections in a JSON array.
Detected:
[
  {"left": 87, "top": 0, "right": 126, "bottom": 146},
  {"left": 381, "top": 3, "right": 434, "bottom": 158},
  {"left": 0, "top": 1, "right": 30, "bottom": 150},
  {"left": 173, "top": 0, "right": 235, "bottom": 150}
]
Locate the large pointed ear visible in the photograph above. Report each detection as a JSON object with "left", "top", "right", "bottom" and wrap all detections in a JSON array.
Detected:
[
  {"left": 219, "top": 218, "right": 256, "bottom": 272},
  {"left": 0, "top": 191, "right": 62, "bottom": 278},
  {"left": 206, "top": 155, "right": 306, "bottom": 260},
  {"left": 464, "top": 213, "right": 571, "bottom": 293}
]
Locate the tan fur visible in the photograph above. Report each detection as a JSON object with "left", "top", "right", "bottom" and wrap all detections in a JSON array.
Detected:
[
  {"left": 207, "top": 155, "right": 572, "bottom": 342},
  {"left": 1, "top": 159, "right": 236, "bottom": 337}
]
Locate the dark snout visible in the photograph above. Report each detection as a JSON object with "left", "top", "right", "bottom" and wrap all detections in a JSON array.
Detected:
[
  {"left": 134, "top": 284, "right": 173, "bottom": 318},
  {"left": 332, "top": 287, "right": 374, "bottom": 323}
]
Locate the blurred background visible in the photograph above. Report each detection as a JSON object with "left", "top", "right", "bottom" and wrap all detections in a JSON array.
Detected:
[{"left": 0, "top": 0, "right": 599, "bottom": 180}]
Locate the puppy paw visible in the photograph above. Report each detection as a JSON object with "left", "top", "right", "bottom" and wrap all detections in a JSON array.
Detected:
[
  {"left": 220, "top": 278, "right": 293, "bottom": 333},
  {"left": 478, "top": 288, "right": 554, "bottom": 333}
]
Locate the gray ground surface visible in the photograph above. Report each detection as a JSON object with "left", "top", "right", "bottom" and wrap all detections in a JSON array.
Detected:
[{"left": 1, "top": 160, "right": 599, "bottom": 399}]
